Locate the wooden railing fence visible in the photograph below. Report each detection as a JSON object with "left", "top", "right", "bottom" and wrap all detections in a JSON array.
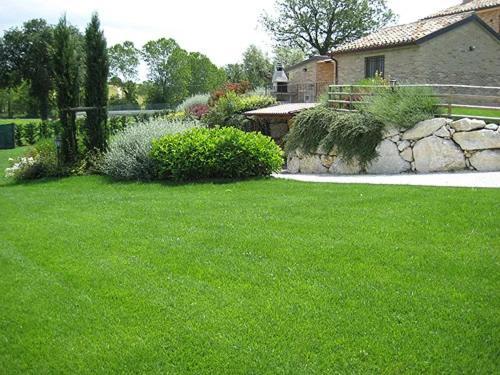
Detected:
[{"left": 328, "top": 84, "right": 500, "bottom": 122}]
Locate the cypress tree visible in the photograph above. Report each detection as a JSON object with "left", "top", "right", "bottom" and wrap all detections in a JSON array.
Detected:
[
  {"left": 53, "top": 16, "right": 80, "bottom": 164},
  {"left": 84, "top": 13, "right": 109, "bottom": 152}
]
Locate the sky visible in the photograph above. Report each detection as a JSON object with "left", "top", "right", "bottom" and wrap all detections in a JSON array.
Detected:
[{"left": 0, "top": 0, "right": 459, "bottom": 78}]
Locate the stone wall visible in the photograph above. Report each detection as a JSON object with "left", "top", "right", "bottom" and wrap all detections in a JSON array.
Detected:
[
  {"left": 287, "top": 118, "right": 500, "bottom": 175},
  {"left": 334, "top": 20, "right": 500, "bottom": 87}
]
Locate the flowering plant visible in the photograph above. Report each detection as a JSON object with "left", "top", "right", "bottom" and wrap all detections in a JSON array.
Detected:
[{"left": 5, "top": 157, "right": 37, "bottom": 178}]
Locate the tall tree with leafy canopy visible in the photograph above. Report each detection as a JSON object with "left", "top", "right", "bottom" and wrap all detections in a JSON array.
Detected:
[
  {"left": 187, "top": 52, "right": 226, "bottom": 95},
  {"left": 84, "top": 13, "right": 109, "bottom": 152},
  {"left": 242, "top": 45, "right": 273, "bottom": 89},
  {"left": 0, "top": 19, "right": 54, "bottom": 120},
  {"left": 273, "top": 46, "right": 305, "bottom": 68},
  {"left": 108, "top": 41, "right": 139, "bottom": 104},
  {"left": 141, "top": 38, "right": 191, "bottom": 107},
  {"left": 224, "top": 64, "right": 247, "bottom": 83},
  {"left": 53, "top": 16, "right": 80, "bottom": 164},
  {"left": 262, "top": 0, "right": 396, "bottom": 55}
]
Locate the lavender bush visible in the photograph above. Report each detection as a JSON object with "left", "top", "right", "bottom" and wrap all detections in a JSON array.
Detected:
[{"left": 101, "top": 119, "right": 201, "bottom": 180}]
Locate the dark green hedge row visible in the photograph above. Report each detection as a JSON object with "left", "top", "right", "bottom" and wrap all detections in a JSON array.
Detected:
[{"left": 13, "top": 110, "right": 172, "bottom": 146}]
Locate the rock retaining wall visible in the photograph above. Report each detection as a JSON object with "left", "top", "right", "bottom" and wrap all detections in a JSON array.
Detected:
[{"left": 287, "top": 118, "right": 500, "bottom": 174}]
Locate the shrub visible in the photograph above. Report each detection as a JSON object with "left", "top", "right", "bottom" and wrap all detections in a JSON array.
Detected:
[
  {"left": 204, "top": 92, "right": 276, "bottom": 128},
  {"left": 101, "top": 118, "right": 201, "bottom": 181},
  {"left": 285, "top": 105, "right": 384, "bottom": 167},
  {"left": 176, "top": 94, "right": 210, "bottom": 112},
  {"left": 321, "top": 113, "right": 384, "bottom": 167},
  {"left": 24, "top": 122, "right": 38, "bottom": 145},
  {"left": 285, "top": 106, "right": 337, "bottom": 154},
  {"left": 5, "top": 139, "right": 62, "bottom": 180},
  {"left": 186, "top": 104, "right": 210, "bottom": 119},
  {"left": 151, "top": 127, "right": 283, "bottom": 181},
  {"left": 361, "top": 87, "right": 441, "bottom": 129},
  {"left": 209, "top": 81, "right": 251, "bottom": 104}
]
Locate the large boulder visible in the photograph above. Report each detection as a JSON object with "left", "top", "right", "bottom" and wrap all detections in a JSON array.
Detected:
[
  {"left": 402, "top": 118, "right": 448, "bottom": 141},
  {"left": 453, "top": 130, "right": 500, "bottom": 151},
  {"left": 469, "top": 150, "right": 500, "bottom": 172},
  {"left": 366, "top": 140, "right": 410, "bottom": 174},
  {"left": 413, "top": 136, "right": 466, "bottom": 173},
  {"left": 299, "top": 155, "right": 328, "bottom": 174},
  {"left": 287, "top": 156, "right": 300, "bottom": 173},
  {"left": 329, "top": 157, "right": 362, "bottom": 175},
  {"left": 451, "top": 118, "right": 486, "bottom": 132}
]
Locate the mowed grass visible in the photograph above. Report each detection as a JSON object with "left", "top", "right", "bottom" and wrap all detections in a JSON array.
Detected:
[
  {"left": 0, "top": 119, "right": 41, "bottom": 126},
  {"left": 0, "top": 148, "right": 499, "bottom": 374},
  {"left": 452, "top": 107, "right": 500, "bottom": 120}
]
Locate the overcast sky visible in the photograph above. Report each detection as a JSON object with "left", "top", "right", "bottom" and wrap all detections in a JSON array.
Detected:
[{"left": 1, "top": 0, "right": 459, "bottom": 72}]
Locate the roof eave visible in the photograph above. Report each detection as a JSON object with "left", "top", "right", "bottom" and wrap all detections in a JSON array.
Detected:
[
  {"left": 425, "top": 3, "right": 500, "bottom": 19},
  {"left": 331, "top": 41, "right": 417, "bottom": 56},
  {"left": 416, "top": 13, "right": 500, "bottom": 44},
  {"left": 332, "top": 13, "right": 500, "bottom": 56}
]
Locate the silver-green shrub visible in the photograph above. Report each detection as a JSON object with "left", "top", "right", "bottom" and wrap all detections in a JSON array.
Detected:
[
  {"left": 101, "top": 119, "right": 201, "bottom": 180},
  {"left": 176, "top": 94, "right": 210, "bottom": 112}
]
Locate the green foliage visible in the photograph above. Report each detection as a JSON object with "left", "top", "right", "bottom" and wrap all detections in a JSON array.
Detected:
[
  {"left": 188, "top": 52, "right": 227, "bottom": 95},
  {"left": 285, "top": 106, "right": 335, "bottom": 154},
  {"left": 151, "top": 127, "right": 283, "bottom": 181},
  {"left": 102, "top": 118, "right": 201, "bottom": 181},
  {"left": 321, "top": 113, "right": 385, "bottom": 166},
  {"left": 242, "top": 45, "right": 273, "bottom": 89},
  {"left": 0, "top": 19, "right": 54, "bottom": 120},
  {"left": 176, "top": 94, "right": 210, "bottom": 112},
  {"left": 361, "top": 87, "right": 442, "bottom": 129},
  {"left": 24, "top": 122, "right": 37, "bottom": 145},
  {"left": 286, "top": 106, "right": 384, "bottom": 167},
  {"left": 204, "top": 91, "right": 276, "bottom": 128},
  {"left": 108, "top": 41, "right": 140, "bottom": 105},
  {"left": 84, "top": 13, "right": 109, "bottom": 152},
  {"left": 53, "top": 16, "right": 80, "bottom": 164},
  {"left": 262, "top": 0, "right": 396, "bottom": 55},
  {"left": 141, "top": 39, "right": 224, "bottom": 107},
  {"left": 224, "top": 64, "right": 247, "bottom": 83},
  {"left": 13, "top": 119, "right": 58, "bottom": 146},
  {"left": 273, "top": 46, "right": 305, "bottom": 67},
  {"left": 5, "top": 138, "right": 62, "bottom": 180}
]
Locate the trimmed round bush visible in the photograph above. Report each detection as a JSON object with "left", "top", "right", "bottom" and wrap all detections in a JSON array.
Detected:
[
  {"left": 151, "top": 127, "right": 284, "bottom": 181},
  {"left": 101, "top": 119, "right": 201, "bottom": 180}
]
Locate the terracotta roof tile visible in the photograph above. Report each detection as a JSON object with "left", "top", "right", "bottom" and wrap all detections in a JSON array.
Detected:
[
  {"left": 425, "top": 0, "right": 500, "bottom": 19},
  {"left": 332, "top": 12, "right": 472, "bottom": 54}
]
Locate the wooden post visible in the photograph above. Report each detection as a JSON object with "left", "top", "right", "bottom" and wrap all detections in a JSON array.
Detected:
[{"left": 349, "top": 85, "right": 353, "bottom": 111}]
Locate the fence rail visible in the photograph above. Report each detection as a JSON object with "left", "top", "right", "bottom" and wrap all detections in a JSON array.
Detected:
[{"left": 328, "top": 84, "right": 500, "bottom": 122}]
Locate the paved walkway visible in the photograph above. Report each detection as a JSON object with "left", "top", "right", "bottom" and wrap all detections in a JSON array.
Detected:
[{"left": 274, "top": 172, "right": 500, "bottom": 188}]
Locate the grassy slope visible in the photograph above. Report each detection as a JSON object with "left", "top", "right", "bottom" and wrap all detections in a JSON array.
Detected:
[{"left": 0, "top": 148, "right": 499, "bottom": 374}]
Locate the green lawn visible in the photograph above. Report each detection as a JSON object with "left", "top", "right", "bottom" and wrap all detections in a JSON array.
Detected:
[
  {"left": 452, "top": 107, "right": 500, "bottom": 120},
  {"left": 0, "top": 118, "right": 41, "bottom": 126},
  {"left": 0, "top": 148, "right": 499, "bottom": 373}
]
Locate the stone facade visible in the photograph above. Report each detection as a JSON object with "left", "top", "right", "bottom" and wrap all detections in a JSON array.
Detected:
[
  {"left": 285, "top": 58, "right": 335, "bottom": 103},
  {"left": 287, "top": 118, "right": 500, "bottom": 175},
  {"left": 334, "top": 20, "right": 500, "bottom": 87}
]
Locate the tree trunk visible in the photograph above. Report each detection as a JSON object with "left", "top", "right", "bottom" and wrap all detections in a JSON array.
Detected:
[{"left": 39, "top": 92, "right": 49, "bottom": 121}]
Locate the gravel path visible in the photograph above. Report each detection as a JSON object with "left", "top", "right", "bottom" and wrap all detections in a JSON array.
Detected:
[{"left": 274, "top": 172, "right": 500, "bottom": 188}]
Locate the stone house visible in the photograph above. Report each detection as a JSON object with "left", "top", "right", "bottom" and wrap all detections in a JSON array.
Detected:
[
  {"left": 272, "top": 56, "right": 336, "bottom": 103},
  {"left": 331, "top": 0, "right": 500, "bottom": 86}
]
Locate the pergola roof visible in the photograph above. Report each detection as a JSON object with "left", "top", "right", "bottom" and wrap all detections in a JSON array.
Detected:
[{"left": 244, "top": 103, "right": 319, "bottom": 118}]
